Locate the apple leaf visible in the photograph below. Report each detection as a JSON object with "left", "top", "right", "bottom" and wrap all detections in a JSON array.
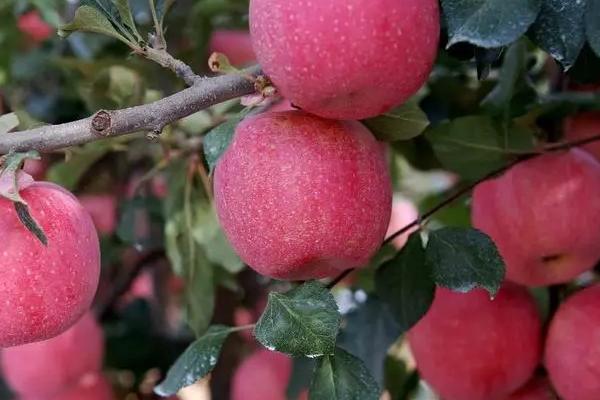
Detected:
[
  {"left": 375, "top": 233, "right": 435, "bottom": 332},
  {"left": 337, "top": 296, "right": 402, "bottom": 385},
  {"left": 309, "top": 347, "right": 380, "bottom": 400},
  {"left": 362, "top": 100, "right": 429, "bottom": 142},
  {"left": 254, "top": 281, "right": 341, "bottom": 357},
  {"left": 587, "top": 0, "right": 600, "bottom": 58},
  {"left": 203, "top": 116, "right": 243, "bottom": 174},
  {"left": 154, "top": 325, "right": 232, "bottom": 396},
  {"left": 287, "top": 357, "right": 317, "bottom": 400},
  {"left": 441, "top": 0, "right": 542, "bottom": 48},
  {"left": 59, "top": 5, "right": 131, "bottom": 45},
  {"left": 426, "top": 227, "right": 505, "bottom": 297},
  {"left": 529, "top": 0, "right": 587, "bottom": 70}
]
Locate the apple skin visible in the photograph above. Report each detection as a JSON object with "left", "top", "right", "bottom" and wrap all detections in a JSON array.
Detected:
[
  {"left": 249, "top": 0, "right": 439, "bottom": 120},
  {"left": 214, "top": 111, "right": 392, "bottom": 280},
  {"left": 1, "top": 313, "right": 104, "bottom": 398},
  {"left": 0, "top": 182, "right": 100, "bottom": 347},
  {"left": 17, "top": 11, "right": 53, "bottom": 43},
  {"left": 209, "top": 29, "right": 256, "bottom": 66},
  {"left": 472, "top": 150, "right": 600, "bottom": 286},
  {"left": 545, "top": 284, "right": 600, "bottom": 400},
  {"left": 384, "top": 195, "right": 419, "bottom": 249},
  {"left": 408, "top": 284, "right": 542, "bottom": 400},
  {"left": 20, "top": 374, "right": 114, "bottom": 400},
  {"left": 564, "top": 112, "right": 600, "bottom": 160},
  {"left": 504, "top": 377, "right": 557, "bottom": 400},
  {"left": 79, "top": 194, "right": 118, "bottom": 236}
]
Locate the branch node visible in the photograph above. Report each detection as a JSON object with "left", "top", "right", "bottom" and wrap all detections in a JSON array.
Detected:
[{"left": 91, "top": 110, "right": 112, "bottom": 136}]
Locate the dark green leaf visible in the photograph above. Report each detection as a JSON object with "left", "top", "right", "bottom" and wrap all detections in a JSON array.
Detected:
[
  {"left": 203, "top": 116, "right": 242, "bottom": 173},
  {"left": 14, "top": 202, "right": 47, "bottom": 246},
  {"left": 529, "top": 0, "right": 586, "bottom": 69},
  {"left": 587, "top": 0, "right": 600, "bottom": 57},
  {"left": 384, "top": 357, "right": 419, "bottom": 400},
  {"left": 362, "top": 101, "right": 429, "bottom": 142},
  {"left": 287, "top": 358, "right": 316, "bottom": 400},
  {"left": 425, "top": 115, "right": 535, "bottom": 180},
  {"left": 337, "top": 297, "right": 402, "bottom": 385},
  {"left": 441, "top": 0, "right": 542, "bottom": 48},
  {"left": 426, "top": 227, "right": 505, "bottom": 297},
  {"left": 475, "top": 47, "right": 503, "bottom": 80},
  {"left": 154, "top": 325, "right": 232, "bottom": 396},
  {"left": 375, "top": 233, "right": 435, "bottom": 332},
  {"left": 59, "top": 5, "right": 130, "bottom": 44},
  {"left": 568, "top": 44, "right": 600, "bottom": 84},
  {"left": 309, "top": 347, "right": 380, "bottom": 400},
  {"left": 254, "top": 281, "right": 341, "bottom": 357}
]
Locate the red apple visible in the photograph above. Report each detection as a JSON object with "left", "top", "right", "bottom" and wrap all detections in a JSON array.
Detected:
[
  {"left": 564, "top": 112, "right": 600, "bottom": 160},
  {"left": 79, "top": 194, "right": 118, "bottom": 236},
  {"left": 384, "top": 195, "right": 419, "bottom": 249},
  {"left": 0, "top": 182, "right": 100, "bottom": 347},
  {"left": 545, "top": 284, "right": 600, "bottom": 400},
  {"left": 504, "top": 377, "right": 557, "bottom": 400},
  {"left": 17, "top": 11, "right": 53, "bottom": 43},
  {"left": 1, "top": 313, "right": 104, "bottom": 398},
  {"left": 209, "top": 29, "right": 256, "bottom": 66},
  {"left": 249, "top": 0, "right": 440, "bottom": 120},
  {"left": 214, "top": 111, "right": 392, "bottom": 280},
  {"left": 21, "top": 373, "right": 115, "bottom": 400},
  {"left": 472, "top": 150, "right": 600, "bottom": 286},
  {"left": 408, "top": 284, "right": 542, "bottom": 400}
]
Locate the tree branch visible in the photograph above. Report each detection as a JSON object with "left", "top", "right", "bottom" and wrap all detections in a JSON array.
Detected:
[
  {"left": 0, "top": 67, "right": 261, "bottom": 154},
  {"left": 143, "top": 47, "right": 199, "bottom": 86}
]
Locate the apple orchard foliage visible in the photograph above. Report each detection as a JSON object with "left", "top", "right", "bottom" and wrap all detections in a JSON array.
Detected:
[{"left": 0, "top": 0, "right": 600, "bottom": 400}]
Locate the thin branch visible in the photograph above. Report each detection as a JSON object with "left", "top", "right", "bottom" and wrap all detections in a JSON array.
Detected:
[
  {"left": 142, "top": 46, "right": 199, "bottom": 86},
  {"left": 0, "top": 67, "right": 261, "bottom": 154},
  {"left": 327, "top": 132, "right": 600, "bottom": 289}
]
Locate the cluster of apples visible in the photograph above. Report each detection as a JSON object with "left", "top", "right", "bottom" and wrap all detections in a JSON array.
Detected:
[{"left": 213, "top": 0, "right": 440, "bottom": 280}]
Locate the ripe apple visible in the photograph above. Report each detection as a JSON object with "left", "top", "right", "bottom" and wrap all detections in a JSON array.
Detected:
[
  {"left": 79, "top": 194, "right": 118, "bottom": 236},
  {"left": 0, "top": 182, "right": 100, "bottom": 347},
  {"left": 504, "top": 377, "right": 557, "bottom": 400},
  {"left": 214, "top": 111, "right": 392, "bottom": 280},
  {"left": 249, "top": 0, "right": 440, "bottom": 120},
  {"left": 545, "top": 284, "right": 600, "bottom": 400},
  {"left": 384, "top": 195, "right": 419, "bottom": 249},
  {"left": 209, "top": 29, "right": 256, "bottom": 66},
  {"left": 232, "top": 349, "right": 307, "bottom": 400},
  {"left": 1, "top": 313, "right": 104, "bottom": 398},
  {"left": 21, "top": 373, "right": 115, "bottom": 400},
  {"left": 564, "top": 112, "right": 600, "bottom": 160},
  {"left": 17, "top": 11, "right": 53, "bottom": 43},
  {"left": 408, "top": 284, "right": 542, "bottom": 400},
  {"left": 472, "top": 150, "right": 600, "bottom": 286}
]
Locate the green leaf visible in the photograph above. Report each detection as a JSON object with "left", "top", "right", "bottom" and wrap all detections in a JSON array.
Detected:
[
  {"left": 309, "top": 347, "right": 380, "bottom": 400},
  {"left": 529, "top": 0, "right": 586, "bottom": 69},
  {"left": 0, "top": 151, "right": 39, "bottom": 204},
  {"left": 115, "top": 0, "right": 142, "bottom": 42},
  {"left": 59, "top": 5, "right": 131, "bottom": 45},
  {"left": 287, "top": 358, "right": 316, "bottom": 400},
  {"left": 426, "top": 227, "right": 506, "bottom": 297},
  {"left": 362, "top": 101, "right": 429, "bottom": 142},
  {"left": 0, "top": 113, "right": 19, "bottom": 134},
  {"left": 425, "top": 115, "right": 535, "bottom": 180},
  {"left": 154, "top": 325, "right": 232, "bottom": 396},
  {"left": 441, "top": 0, "right": 542, "bottom": 48},
  {"left": 375, "top": 233, "right": 435, "bottom": 332},
  {"left": 254, "top": 281, "right": 341, "bottom": 357},
  {"left": 47, "top": 141, "right": 113, "bottom": 190},
  {"left": 203, "top": 116, "right": 242, "bottom": 173},
  {"left": 587, "top": 0, "right": 600, "bottom": 58},
  {"left": 337, "top": 297, "right": 402, "bottom": 385}
]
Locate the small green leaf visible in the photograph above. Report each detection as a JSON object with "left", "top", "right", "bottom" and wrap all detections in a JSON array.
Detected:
[
  {"left": 375, "top": 233, "right": 435, "bottom": 332},
  {"left": 441, "top": 0, "right": 542, "bottom": 48},
  {"left": 0, "top": 151, "right": 39, "bottom": 203},
  {"left": 529, "top": 0, "right": 586, "bottom": 70},
  {"left": 0, "top": 113, "right": 19, "bottom": 134},
  {"left": 203, "top": 116, "right": 243, "bottom": 173},
  {"left": 154, "top": 325, "right": 232, "bottom": 396},
  {"left": 254, "top": 281, "right": 341, "bottom": 357},
  {"left": 115, "top": 0, "right": 142, "bottom": 42},
  {"left": 426, "top": 227, "right": 506, "bottom": 297},
  {"left": 587, "top": 0, "right": 600, "bottom": 58},
  {"left": 59, "top": 5, "right": 131, "bottom": 45},
  {"left": 309, "top": 347, "right": 380, "bottom": 400},
  {"left": 425, "top": 115, "right": 534, "bottom": 180},
  {"left": 362, "top": 101, "right": 429, "bottom": 142}
]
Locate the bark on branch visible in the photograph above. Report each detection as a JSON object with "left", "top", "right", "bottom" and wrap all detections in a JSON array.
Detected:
[{"left": 0, "top": 67, "right": 261, "bottom": 154}]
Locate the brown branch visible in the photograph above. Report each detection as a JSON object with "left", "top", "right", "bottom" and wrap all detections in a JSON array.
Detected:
[
  {"left": 143, "top": 47, "right": 199, "bottom": 87},
  {"left": 327, "top": 132, "right": 600, "bottom": 290},
  {"left": 0, "top": 66, "right": 261, "bottom": 154}
]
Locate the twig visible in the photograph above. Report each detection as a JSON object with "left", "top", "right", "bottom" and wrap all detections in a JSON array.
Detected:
[
  {"left": 0, "top": 66, "right": 261, "bottom": 154},
  {"left": 143, "top": 47, "right": 198, "bottom": 86},
  {"left": 327, "top": 132, "right": 600, "bottom": 289}
]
